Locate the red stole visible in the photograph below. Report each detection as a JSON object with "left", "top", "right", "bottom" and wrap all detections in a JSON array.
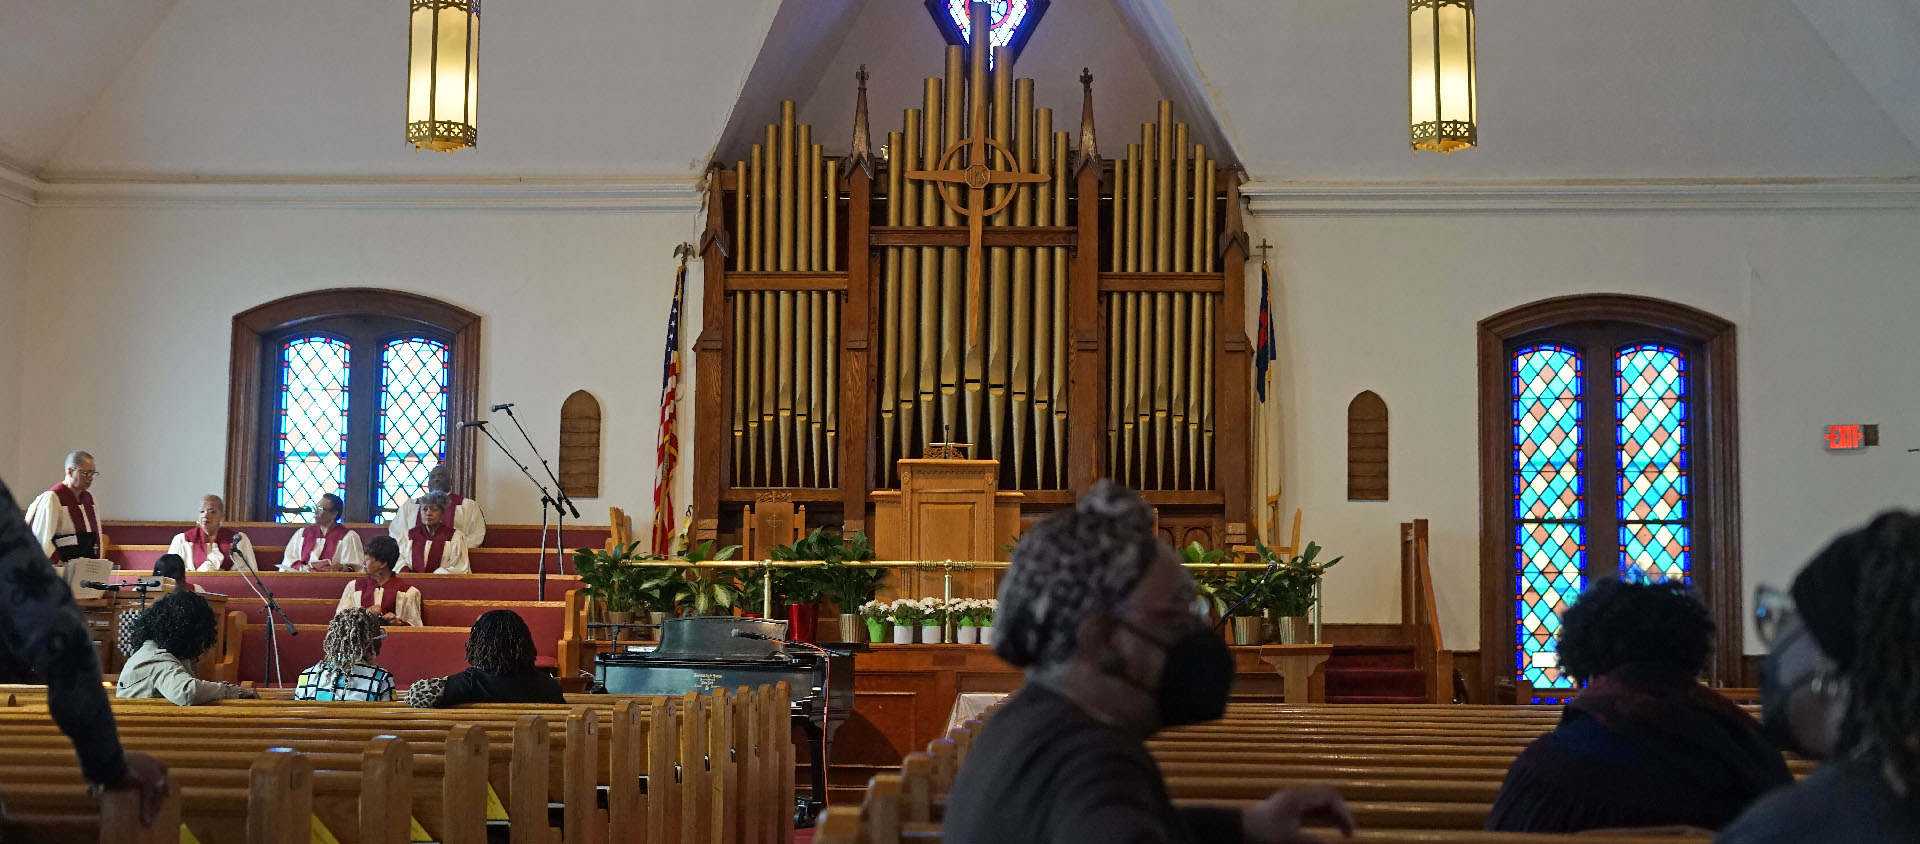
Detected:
[
  {"left": 356, "top": 574, "right": 411, "bottom": 614},
  {"left": 407, "top": 524, "right": 454, "bottom": 571},
  {"left": 183, "top": 526, "right": 236, "bottom": 570},
  {"left": 47, "top": 483, "right": 100, "bottom": 561},
  {"left": 413, "top": 494, "right": 463, "bottom": 530},
  {"left": 297, "top": 524, "right": 348, "bottom": 562}
]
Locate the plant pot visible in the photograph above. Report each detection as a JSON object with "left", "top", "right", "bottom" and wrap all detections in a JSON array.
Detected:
[
  {"left": 891, "top": 624, "right": 916, "bottom": 644},
  {"left": 866, "top": 618, "right": 889, "bottom": 643},
  {"left": 955, "top": 625, "right": 979, "bottom": 645},
  {"left": 838, "top": 613, "right": 861, "bottom": 643},
  {"left": 784, "top": 604, "right": 819, "bottom": 643},
  {"left": 1275, "top": 615, "right": 1311, "bottom": 644},
  {"left": 1230, "top": 615, "right": 1264, "bottom": 646},
  {"left": 979, "top": 626, "right": 994, "bottom": 646},
  {"left": 649, "top": 611, "right": 667, "bottom": 626},
  {"left": 605, "top": 611, "right": 635, "bottom": 626},
  {"left": 919, "top": 624, "right": 944, "bottom": 645}
]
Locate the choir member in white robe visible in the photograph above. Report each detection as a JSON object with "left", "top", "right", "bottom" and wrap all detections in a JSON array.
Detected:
[
  {"left": 166, "top": 494, "right": 260, "bottom": 573},
  {"left": 336, "top": 537, "right": 423, "bottom": 627},
  {"left": 282, "top": 493, "right": 365, "bottom": 572},
  {"left": 24, "top": 450, "right": 104, "bottom": 562},
  {"left": 389, "top": 464, "right": 486, "bottom": 548},
  {"left": 398, "top": 492, "right": 471, "bottom": 574}
]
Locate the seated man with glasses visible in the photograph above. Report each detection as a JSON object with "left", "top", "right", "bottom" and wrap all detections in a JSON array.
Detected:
[{"left": 25, "top": 450, "right": 105, "bottom": 562}]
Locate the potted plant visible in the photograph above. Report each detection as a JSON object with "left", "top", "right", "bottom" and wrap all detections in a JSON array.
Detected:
[
  {"left": 572, "top": 542, "right": 664, "bottom": 628},
  {"left": 785, "top": 528, "right": 885, "bottom": 642},
  {"left": 977, "top": 598, "right": 998, "bottom": 645},
  {"left": 951, "top": 598, "right": 983, "bottom": 644},
  {"left": 858, "top": 600, "right": 891, "bottom": 643},
  {"left": 1214, "top": 568, "right": 1269, "bottom": 646},
  {"left": 772, "top": 564, "right": 829, "bottom": 642},
  {"left": 887, "top": 598, "right": 926, "bottom": 644},
  {"left": 664, "top": 539, "right": 745, "bottom": 617},
  {"left": 918, "top": 597, "right": 948, "bottom": 644},
  {"left": 1256, "top": 539, "right": 1343, "bottom": 644}
]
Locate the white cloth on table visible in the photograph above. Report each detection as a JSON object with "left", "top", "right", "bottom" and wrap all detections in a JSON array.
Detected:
[
  {"left": 389, "top": 494, "right": 486, "bottom": 548},
  {"left": 282, "top": 526, "right": 365, "bottom": 572},
  {"left": 167, "top": 532, "right": 260, "bottom": 573},
  {"left": 945, "top": 692, "right": 1010, "bottom": 735},
  {"left": 336, "top": 579, "right": 424, "bottom": 627}
]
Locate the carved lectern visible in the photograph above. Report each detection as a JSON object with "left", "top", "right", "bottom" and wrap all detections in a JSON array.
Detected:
[{"left": 870, "top": 456, "right": 1022, "bottom": 598}]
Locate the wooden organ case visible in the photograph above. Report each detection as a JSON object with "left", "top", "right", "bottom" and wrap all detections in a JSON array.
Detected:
[{"left": 692, "top": 5, "right": 1254, "bottom": 554}]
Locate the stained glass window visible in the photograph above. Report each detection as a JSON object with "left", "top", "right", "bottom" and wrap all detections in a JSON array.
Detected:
[
  {"left": 274, "top": 337, "right": 350, "bottom": 523},
  {"left": 1511, "top": 344, "right": 1585, "bottom": 689},
  {"left": 933, "top": 0, "right": 1046, "bottom": 67},
  {"left": 377, "top": 337, "right": 450, "bottom": 522},
  {"left": 1616, "top": 345, "right": 1690, "bottom": 582}
]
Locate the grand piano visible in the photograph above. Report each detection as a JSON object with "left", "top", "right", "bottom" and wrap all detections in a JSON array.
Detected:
[{"left": 594, "top": 617, "right": 855, "bottom": 817}]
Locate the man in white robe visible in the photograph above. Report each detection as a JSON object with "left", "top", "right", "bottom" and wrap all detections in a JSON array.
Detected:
[
  {"left": 335, "top": 537, "right": 423, "bottom": 627},
  {"left": 283, "top": 493, "right": 365, "bottom": 572},
  {"left": 25, "top": 450, "right": 104, "bottom": 562},
  {"left": 166, "top": 494, "right": 260, "bottom": 573},
  {"left": 389, "top": 464, "right": 485, "bottom": 548},
  {"left": 397, "top": 492, "right": 471, "bottom": 574}
]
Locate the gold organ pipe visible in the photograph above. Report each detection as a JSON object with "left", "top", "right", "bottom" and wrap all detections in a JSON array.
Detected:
[
  {"left": 1204, "top": 166, "right": 1217, "bottom": 273},
  {"left": 1156, "top": 101, "right": 1173, "bottom": 273},
  {"left": 881, "top": 131, "right": 903, "bottom": 477},
  {"left": 798, "top": 124, "right": 813, "bottom": 272},
  {"left": 1006, "top": 76, "right": 1034, "bottom": 486},
  {"left": 1170, "top": 292, "right": 1190, "bottom": 489},
  {"left": 1191, "top": 146, "right": 1206, "bottom": 276},
  {"left": 734, "top": 160, "right": 747, "bottom": 272},
  {"left": 1186, "top": 290, "right": 1205, "bottom": 490},
  {"left": 940, "top": 49, "right": 965, "bottom": 452},
  {"left": 1135, "top": 290, "right": 1153, "bottom": 488},
  {"left": 1202, "top": 299, "right": 1216, "bottom": 487},
  {"left": 793, "top": 282, "right": 813, "bottom": 485},
  {"left": 775, "top": 288, "right": 794, "bottom": 485},
  {"left": 763, "top": 126, "right": 777, "bottom": 272},
  {"left": 1107, "top": 292, "right": 1123, "bottom": 479},
  {"left": 778, "top": 102, "right": 796, "bottom": 272},
  {"left": 1153, "top": 289, "right": 1172, "bottom": 489},
  {"left": 748, "top": 145, "right": 763, "bottom": 272},
  {"left": 901, "top": 112, "right": 925, "bottom": 468},
  {"left": 1139, "top": 124, "right": 1155, "bottom": 272},
  {"left": 1028, "top": 106, "right": 1053, "bottom": 487},
  {"left": 1119, "top": 292, "right": 1137, "bottom": 486},
  {"left": 825, "top": 158, "right": 838, "bottom": 273},
  {"left": 983, "top": 62, "right": 1014, "bottom": 467},
  {"left": 1051, "top": 131, "right": 1069, "bottom": 486},
  {"left": 1173, "top": 124, "right": 1189, "bottom": 273},
  {"left": 824, "top": 293, "right": 840, "bottom": 486},
  {"left": 1110, "top": 158, "right": 1125, "bottom": 272},
  {"left": 744, "top": 291, "right": 762, "bottom": 484},
  {"left": 922, "top": 81, "right": 949, "bottom": 452},
  {"left": 732, "top": 293, "right": 746, "bottom": 483},
  {"left": 1127, "top": 143, "right": 1142, "bottom": 273}
]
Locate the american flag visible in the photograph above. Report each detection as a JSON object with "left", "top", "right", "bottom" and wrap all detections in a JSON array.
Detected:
[
  {"left": 650, "top": 262, "right": 688, "bottom": 554},
  {"left": 1255, "top": 261, "right": 1278, "bottom": 402}
]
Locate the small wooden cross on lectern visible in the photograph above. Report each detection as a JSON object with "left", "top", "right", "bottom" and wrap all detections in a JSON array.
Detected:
[{"left": 906, "top": 0, "right": 1050, "bottom": 345}]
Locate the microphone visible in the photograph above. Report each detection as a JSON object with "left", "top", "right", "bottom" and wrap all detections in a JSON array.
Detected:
[
  {"left": 80, "top": 580, "right": 122, "bottom": 591},
  {"left": 460, "top": 420, "right": 489, "bottom": 429},
  {"left": 491, "top": 403, "right": 515, "bottom": 412}
]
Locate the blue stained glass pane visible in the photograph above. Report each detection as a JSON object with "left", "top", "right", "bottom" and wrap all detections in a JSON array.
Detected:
[
  {"left": 1616, "top": 345, "right": 1691, "bottom": 580},
  {"left": 376, "top": 337, "right": 449, "bottom": 523},
  {"left": 941, "top": 0, "right": 1035, "bottom": 66},
  {"left": 274, "top": 337, "right": 350, "bottom": 524},
  {"left": 1515, "top": 521, "right": 1585, "bottom": 689},
  {"left": 1511, "top": 346, "right": 1584, "bottom": 520}
]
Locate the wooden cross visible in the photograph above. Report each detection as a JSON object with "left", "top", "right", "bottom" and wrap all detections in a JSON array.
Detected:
[{"left": 906, "top": 0, "right": 1049, "bottom": 345}]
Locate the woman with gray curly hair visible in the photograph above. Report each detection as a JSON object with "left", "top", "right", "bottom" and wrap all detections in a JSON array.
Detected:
[{"left": 945, "top": 481, "right": 1354, "bottom": 844}]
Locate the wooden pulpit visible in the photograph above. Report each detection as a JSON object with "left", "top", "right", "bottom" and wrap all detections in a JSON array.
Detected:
[{"left": 870, "top": 458, "right": 1022, "bottom": 599}]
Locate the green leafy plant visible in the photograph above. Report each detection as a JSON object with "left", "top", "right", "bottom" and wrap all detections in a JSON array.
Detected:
[
  {"left": 1255, "top": 539, "right": 1344, "bottom": 618},
  {"left": 772, "top": 527, "right": 884, "bottom": 610},
  {"left": 572, "top": 542, "right": 667, "bottom": 614},
  {"left": 1209, "top": 569, "right": 1272, "bottom": 618},
  {"left": 1183, "top": 542, "right": 1238, "bottom": 618},
  {"left": 653, "top": 539, "right": 744, "bottom": 616}
]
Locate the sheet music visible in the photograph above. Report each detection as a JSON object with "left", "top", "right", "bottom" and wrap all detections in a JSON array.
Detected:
[{"left": 58, "top": 558, "right": 114, "bottom": 600}]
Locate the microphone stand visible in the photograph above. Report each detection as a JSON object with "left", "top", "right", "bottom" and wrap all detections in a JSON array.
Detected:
[
  {"left": 500, "top": 405, "right": 579, "bottom": 586},
  {"left": 471, "top": 420, "right": 560, "bottom": 601},
  {"left": 231, "top": 538, "right": 294, "bottom": 687}
]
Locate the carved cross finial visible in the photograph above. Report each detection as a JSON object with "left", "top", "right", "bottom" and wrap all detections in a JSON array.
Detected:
[
  {"left": 1075, "top": 68, "right": 1100, "bottom": 176},
  {"left": 848, "top": 64, "right": 875, "bottom": 179}
]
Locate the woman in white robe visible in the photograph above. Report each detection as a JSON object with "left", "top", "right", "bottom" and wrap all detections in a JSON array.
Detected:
[
  {"left": 389, "top": 465, "right": 486, "bottom": 548},
  {"left": 335, "top": 537, "right": 424, "bottom": 627},
  {"left": 398, "top": 492, "right": 471, "bottom": 575},
  {"left": 283, "top": 493, "right": 365, "bottom": 572},
  {"left": 167, "top": 494, "right": 259, "bottom": 573}
]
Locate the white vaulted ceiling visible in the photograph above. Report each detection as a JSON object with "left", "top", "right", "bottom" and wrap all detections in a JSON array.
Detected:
[{"left": 0, "top": 0, "right": 1914, "bottom": 187}]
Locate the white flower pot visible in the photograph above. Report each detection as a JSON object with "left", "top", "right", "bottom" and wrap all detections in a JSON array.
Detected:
[
  {"left": 920, "top": 624, "right": 944, "bottom": 644},
  {"left": 979, "top": 626, "right": 994, "bottom": 646},
  {"left": 891, "top": 624, "right": 916, "bottom": 645},
  {"left": 955, "top": 625, "right": 979, "bottom": 644}
]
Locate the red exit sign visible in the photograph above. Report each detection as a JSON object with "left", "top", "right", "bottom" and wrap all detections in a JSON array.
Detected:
[{"left": 1826, "top": 424, "right": 1877, "bottom": 450}]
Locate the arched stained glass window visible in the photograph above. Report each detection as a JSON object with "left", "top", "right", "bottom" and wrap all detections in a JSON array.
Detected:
[
  {"left": 929, "top": 0, "right": 1049, "bottom": 67},
  {"left": 273, "top": 336, "right": 351, "bottom": 523},
  {"left": 1616, "top": 345, "right": 1690, "bottom": 582},
  {"left": 377, "top": 337, "right": 450, "bottom": 521},
  {"left": 1511, "top": 344, "right": 1585, "bottom": 689}
]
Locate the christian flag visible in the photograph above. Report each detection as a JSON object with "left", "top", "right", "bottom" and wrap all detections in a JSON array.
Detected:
[
  {"left": 650, "top": 262, "right": 688, "bottom": 554},
  {"left": 1255, "top": 261, "right": 1278, "bottom": 402}
]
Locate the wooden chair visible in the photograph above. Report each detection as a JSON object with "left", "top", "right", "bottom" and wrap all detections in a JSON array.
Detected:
[{"left": 744, "top": 494, "right": 806, "bottom": 560}]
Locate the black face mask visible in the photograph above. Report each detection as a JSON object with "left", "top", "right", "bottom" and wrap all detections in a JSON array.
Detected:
[{"left": 1112, "top": 618, "right": 1236, "bottom": 727}]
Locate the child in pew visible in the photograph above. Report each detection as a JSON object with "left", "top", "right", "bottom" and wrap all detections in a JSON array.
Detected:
[
  {"left": 944, "top": 481, "right": 1355, "bottom": 844},
  {"left": 1484, "top": 577, "right": 1791, "bottom": 833},
  {"left": 1720, "top": 512, "right": 1920, "bottom": 844},
  {"left": 404, "top": 609, "right": 564, "bottom": 707},
  {"left": 116, "top": 589, "right": 258, "bottom": 705},
  {"left": 293, "top": 607, "right": 396, "bottom": 702}
]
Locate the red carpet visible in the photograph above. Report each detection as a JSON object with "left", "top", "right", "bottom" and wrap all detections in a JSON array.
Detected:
[{"left": 1323, "top": 644, "right": 1427, "bottom": 704}]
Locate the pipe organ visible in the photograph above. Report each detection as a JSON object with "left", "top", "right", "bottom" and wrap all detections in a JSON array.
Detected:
[{"left": 694, "top": 8, "right": 1255, "bottom": 549}]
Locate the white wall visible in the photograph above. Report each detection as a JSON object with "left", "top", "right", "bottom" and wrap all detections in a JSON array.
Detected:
[
  {"left": 13, "top": 202, "right": 704, "bottom": 526},
  {"left": 0, "top": 200, "right": 28, "bottom": 485},
  {"left": 1249, "top": 208, "right": 1920, "bottom": 654}
]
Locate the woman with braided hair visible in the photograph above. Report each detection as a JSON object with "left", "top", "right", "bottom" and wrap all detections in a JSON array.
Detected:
[
  {"left": 1721, "top": 511, "right": 1920, "bottom": 843},
  {"left": 405, "top": 609, "right": 564, "bottom": 707},
  {"left": 945, "top": 480, "right": 1354, "bottom": 844},
  {"left": 293, "top": 608, "right": 395, "bottom": 701}
]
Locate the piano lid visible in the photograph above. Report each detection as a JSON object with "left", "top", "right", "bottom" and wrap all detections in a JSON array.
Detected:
[{"left": 648, "top": 616, "right": 791, "bottom": 660}]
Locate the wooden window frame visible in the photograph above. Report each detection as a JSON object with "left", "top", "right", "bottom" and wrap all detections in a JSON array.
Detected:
[
  {"left": 225, "top": 289, "right": 481, "bottom": 522},
  {"left": 1477, "top": 294, "right": 1740, "bottom": 701}
]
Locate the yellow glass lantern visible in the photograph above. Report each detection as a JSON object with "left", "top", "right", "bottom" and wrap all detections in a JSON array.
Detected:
[
  {"left": 407, "top": 0, "right": 480, "bottom": 152},
  {"left": 1409, "top": 0, "right": 1476, "bottom": 153}
]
